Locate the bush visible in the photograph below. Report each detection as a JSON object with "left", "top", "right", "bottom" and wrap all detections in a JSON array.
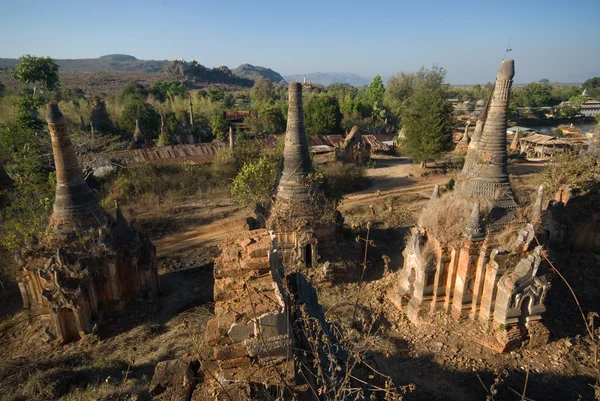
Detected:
[
  {"left": 231, "top": 156, "right": 278, "bottom": 209},
  {"left": 541, "top": 153, "right": 597, "bottom": 195},
  {"left": 317, "top": 161, "right": 371, "bottom": 204},
  {"left": 102, "top": 164, "right": 214, "bottom": 207}
]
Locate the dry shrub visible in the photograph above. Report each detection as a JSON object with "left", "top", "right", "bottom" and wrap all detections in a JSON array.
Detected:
[{"left": 420, "top": 192, "right": 491, "bottom": 248}]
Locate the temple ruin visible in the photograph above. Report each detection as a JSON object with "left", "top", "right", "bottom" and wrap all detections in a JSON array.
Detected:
[
  {"left": 269, "top": 82, "right": 342, "bottom": 272},
  {"left": 392, "top": 60, "right": 553, "bottom": 352},
  {"left": 17, "top": 104, "right": 159, "bottom": 343},
  {"left": 334, "top": 125, "right": 372, "bottom": 165},
  {"left": 89, "top": 96, "right": 115, "bottom": 134}
]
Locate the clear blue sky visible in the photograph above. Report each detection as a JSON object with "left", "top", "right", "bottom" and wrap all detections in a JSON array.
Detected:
[{"left": 1, "top": 0, "right": 598, "bottom": 84}]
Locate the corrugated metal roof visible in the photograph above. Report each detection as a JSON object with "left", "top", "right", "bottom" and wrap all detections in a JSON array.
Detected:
[
  {"left": 518, "top": 133, "right": 575, "bottom": 146},
  {"left": 117, "top": 134, "right": 393, "bottom": 165}
]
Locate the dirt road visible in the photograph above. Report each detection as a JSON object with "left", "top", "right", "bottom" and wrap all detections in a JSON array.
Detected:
[{"left": 153, "top": 156, "right": 546, "bottom": 255}]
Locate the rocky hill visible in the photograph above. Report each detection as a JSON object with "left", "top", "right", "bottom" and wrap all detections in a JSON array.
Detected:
[
  {"left": 231, "top": 63, "right": 286, "bottom": 83},
  {"left": 160, "top": 60, "right": 254, "bottom": 87}
]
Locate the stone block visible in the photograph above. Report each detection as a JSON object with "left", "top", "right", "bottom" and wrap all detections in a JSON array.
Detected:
[
  {"left": 239, "top": 237, "right": 255, "bottom": 250},
  {"left": 214, "top": 342, "right": 248, "bottom": 360},
  {"left": 255, "top": 312, "right": 288, "bottom": 338},
  {"left": 245, "top": 334, "right": 290, "bottom": 357},
  {"left": 228, "top": 321, "right": 254, "bottom": 343},
  {"left": 149, "top": 358, "right": 198, "bottom": 401},
  {"left": 247, "top": 241, "right": 271, "bottom": 258},
  {"left": 219, "top": 356, "right": 252, "bottom": 370}
]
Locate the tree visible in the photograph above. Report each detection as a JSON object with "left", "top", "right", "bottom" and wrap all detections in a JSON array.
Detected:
[
  {"left": 367, "top": 75, "right": 385, "bottom": 107},
  {"left": 401, "top": 66, "right": 454, "bottom": 167},
  {"left": 252, "top": 77, "right": 274, "bottom": 102},
  {"left": 210, "top": 112, "right": 230, "bottom": 141},
  {"left": 0, "top": 80, "right": 5, "bottom": 99},
  {"left": 304, "top": 94, "right": 342, "bottom": 136},
  {"left": 11, "top": 55, "right": 60, "bottom": 95},
  {"left": 150, "top": 81, "right": 186, "bottom": 102},
  {"left": 246, "top": 105, "right": 285, "bottom": 135},
  {"left": 231, "top": 156, "right": 277, "bottom": 209},
  {"left": 518, "top": 81, "right": 552, "bottom": 107},
  {"left": 11, "top": 55, "right": 60, "bottom": 128},
  {"left": 120, "top": 99, "right": 161, "bottom": 140},
  {"left": 207, "top": 87, "right": 225, "bottom": 102}
]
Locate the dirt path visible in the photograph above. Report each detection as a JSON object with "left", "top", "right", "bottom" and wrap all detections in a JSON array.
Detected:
[
  {"left": 154, "top": 214, "right": 247, "bottom": 256},
  {"left": 153, "top": 157, "right": 546, "bottom": 255}
]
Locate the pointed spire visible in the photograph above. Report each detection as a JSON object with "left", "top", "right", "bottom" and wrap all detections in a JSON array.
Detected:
[
  {"left": 46, "top": 104, "right": 106, "bottom": 238},
  {"left": 189, "top": 97, "right": 194, "bottom": 129},
  {"left": 469, "top": 86, "right": 493, "bottom": 149},
  {"left": 79, "top": 115, "right": 86, "bottom": 132},
  {"left": 463, "top": 202, "right": 484, "bottom": 241},
  {"left": 0, "top": 160, "right": 14, "bottom": 190},
  {"left": 463, "top": 60, "right": 515, "bottom": 200},
  {"left": 418, "top": 185, "right": 441, "bottom": 227},
  {"left": 276, "top": 82, "right": 314, "bottom": 202},
  {"left": 134, "top": 119, "right": 143, "bottom": 142},
  {"left": 510, "top": 127, "right": 520, "bottom": 151},
  {"left": 532, "top": 185, "right": 544, "bottom": 225},
  {"left": 461, "top": 123, "right": 470, "bottom": 144}
]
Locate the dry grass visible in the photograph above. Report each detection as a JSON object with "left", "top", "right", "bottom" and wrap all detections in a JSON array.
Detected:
[{"left": 419, "top": 192, "right": 491, "bottom": 248}]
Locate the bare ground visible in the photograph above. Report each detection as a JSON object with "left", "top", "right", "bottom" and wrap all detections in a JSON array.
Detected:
[{"left": 0, "top": 155, "right": 597, "bottom": 401}]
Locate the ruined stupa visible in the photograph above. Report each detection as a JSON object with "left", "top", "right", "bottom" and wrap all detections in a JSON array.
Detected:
[
  {"left": 89, "top": 96, "right": 114, "bottom": 134},
  {"left": 17, "top": 104, "right": 159, "bottom": 343},
  {"left": 47, "top": 104, "right": 108, "bottom": 237},
  {"left": 461, "top": 60, "right": 517, "bottom": 225},
  {"left": 334, "top": 125, "right": 372, "bottom": 165},
  {"left": 393, "top": 60, "right": 553, "bottom": 352},
  {"left": 270, "top": 82, "right": 340, "bottom": 270}
]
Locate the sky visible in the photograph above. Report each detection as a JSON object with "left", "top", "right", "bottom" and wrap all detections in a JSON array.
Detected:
[{"left": 0, "top": 0, "right": 599, "bottom": 84}]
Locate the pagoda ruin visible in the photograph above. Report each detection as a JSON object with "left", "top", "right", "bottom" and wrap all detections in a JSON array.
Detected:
[
  {"left": 269, "top": 82, "right": 341, "bottom": 271},
  {"left": 17, "top": 104, "right": 159, "bottom": 343},
  {"left": 392, "top": 60, "right": 553, "bottom": 352}
]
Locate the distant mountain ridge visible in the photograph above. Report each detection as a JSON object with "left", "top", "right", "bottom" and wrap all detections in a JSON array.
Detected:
[
  {"left": 231, "top": 63, "right": 286, "bottom": 83},
  {"left": 0, "top": 54, "right": 169, "bottom": 73},
  {"left": 283, "top": 72, "right": 372, "bottom": 86}
]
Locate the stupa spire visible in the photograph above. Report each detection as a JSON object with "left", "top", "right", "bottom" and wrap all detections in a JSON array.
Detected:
[
  {"left": 134, "top": 119, "right": 143, "bottom": 142},
  {"left": 46, "top": 104, "right": 106, "bottom": 237},
  {"left": 463, "top": 202, "right": 484, "bottom": 241},
  {"left": 418, "top": 185, "right": 441, "bottom": 227},
  {"left": 531, "top": 185, "right": 544, "bottom": 225},
  {"left": 463, "top": 60, "right": 515, "bottom": 200},
  {"left": 276, "top": 82, "right": 314, "bottom": 203}
]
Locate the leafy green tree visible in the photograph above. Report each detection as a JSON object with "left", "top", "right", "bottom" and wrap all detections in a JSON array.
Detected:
[
  {"left": 150, "top": 81, "right": 187, "bottom": 102},
  {"left": 569, "top": 94, "right": 588, "bottom": 110},
  {"left": 401, "top": 66, "right": 454, "bottom": 167},
  {"left": 11, "top": 55, "right": 60, "bottom": 95},
  {"left": 252, "top": 77, "right": 274, "bottom": 102},
  {"left": 120, "top": 99, "right": 160, "bottom": 139},
  {"left": 304, "top": 94, "right": 342, "bottom": 136},
  {"left": 367, "top": 75, "right": 385, "bottom": 107},
  {"left": 11, "top": 55, "right": 60, "bottom": 128},
  {"left": 246, "top": 105, "right": 285, "bottom": 135},
  {"left": 231, "top": 156, "right": 277, "bottom": 209},
  {"left": 210, "top": 111, "right": 230, "bottom": 141},
  {"left": 518, "top": 81, "right": 552, "bottom": 107},
  {"left": 0, "top": 81, "right": 6, "bottom": 99},
  {"left": 208, "top": 87, "right": 225, "bottom": 102},
  {"left": 120, "top": 82, "right": 149, "bottom": 102}
]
